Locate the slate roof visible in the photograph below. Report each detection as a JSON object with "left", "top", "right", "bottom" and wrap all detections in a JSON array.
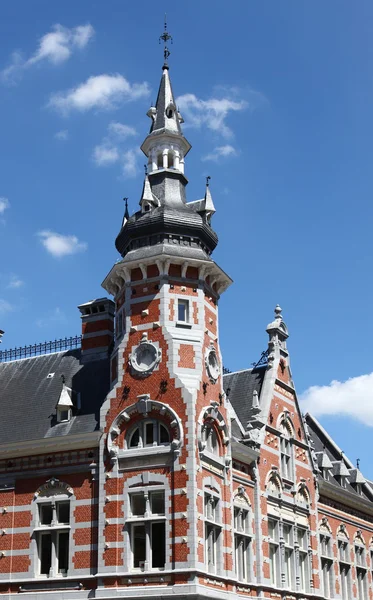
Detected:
[
  {"left": 305, "top": 414, "right": 373, "bottom": 501},
  {"left": 150, "top": 67, "right": 182, "bottom": 136},
  {"left": 223, "top": 367, "right": 266, "bottom": 431},
  {"left": 0, "top": 349, "right": 110, "bottom": 445}
]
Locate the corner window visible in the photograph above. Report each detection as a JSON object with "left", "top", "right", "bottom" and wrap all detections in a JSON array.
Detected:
[
  {"left": 128, "top": 488, "right": 166, "bottom": 570},
  {"left": 36, "top": 499, "right": 71, "bottom": 577},
  {"left": 127, "top": 420, "right": 170, "bottom": 449}
]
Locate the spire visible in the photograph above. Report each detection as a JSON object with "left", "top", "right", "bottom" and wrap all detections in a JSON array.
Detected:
[
  {"left": 147, "top": 66, "right": 183, "bottom": 136},
  {"left": 121, "top": 197, "right": 130, "bottom": 228},
  {"left": 139, "top": 172, "right": 160, "bottom": 212},
  {"left": 203, "top": 176, "right": 216, "bottom": 216},
  {"left": 159, "top": 15, "right": 172, "bottom": 69}
]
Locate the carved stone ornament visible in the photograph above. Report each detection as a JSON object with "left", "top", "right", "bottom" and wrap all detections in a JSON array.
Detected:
[
  {"left": 205, "top": 345, "right": 220, "bottom": 383},
  {"left": 129, "top": 333, "right": 161, "bottom": 376}
]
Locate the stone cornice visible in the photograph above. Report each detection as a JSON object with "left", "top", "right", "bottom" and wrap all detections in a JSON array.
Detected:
[
  {"left": 102, "top": 254, "right": 232, "bottom": 297},
  {"left": 318, "top": 478, "right": 373, "bottom": 516}
]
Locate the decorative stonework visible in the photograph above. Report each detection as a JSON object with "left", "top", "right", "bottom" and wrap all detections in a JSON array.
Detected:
[
  {"left": 205, "top": 344, "right": 220, "bottom": 383},
  {"left": 34, "top": 477, "right": 73, "bottom": 500},
  {"left": 129, "top": 333, "right": 162, "bottom": 377}
]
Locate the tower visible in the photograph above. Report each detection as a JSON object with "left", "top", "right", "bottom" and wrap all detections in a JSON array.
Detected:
[{"left": 99, "top": 23, "right": 232, "bottom": 582}]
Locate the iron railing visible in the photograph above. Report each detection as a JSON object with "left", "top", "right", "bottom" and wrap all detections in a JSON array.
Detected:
[{"left": 0, "top": 335, "right": 81, "bottom": 363}]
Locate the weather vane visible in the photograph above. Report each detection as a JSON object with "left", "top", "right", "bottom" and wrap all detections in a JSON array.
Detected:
[
  {"left": 206, "top": 175, "right": 211, "bottom": 187},
  {"left": 159, "top": 14, "right": 172, "bottom": 66}
]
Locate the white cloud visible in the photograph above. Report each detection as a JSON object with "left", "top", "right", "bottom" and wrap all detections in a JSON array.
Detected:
[
  {"left": 55, "top": 129, "right": 69, "bottom": 141},
  {"left": 177, "top": 93, "right": 247, "bottom": 138},
  {"left": 0, "top": 299, "right": 13, "bottom": 314},
  {"left": 49, "top": 74, "right": 150, "bottom": 115},
  {"left": 122, "top": 149, "right": 139, "bottom": 178},
  {"left": 202, "top": 144, "right": 238, "bottom": 162},
  {"left": 92, "top": 123, "right": 139, "bottom": 176},
  {"left": 93, "top": 144, "right": 119, "bottom": 166},
  {"left": 38, "top": 230, "right": 87, "bottom": 258},
  {"left": 7, "top": 275, "right": 24, "bottom": 289},
  {"left": 0, "top": 197, "right": 10, "bottom": 214},
  {"left": 1, "top": 24, "right": 94, "bottom": 84},
  {"left": 300, "top": 372, "right": 373, "bottom": 426},
  {"left": 37, "top": 306, "right": 66, "bottom": 328},
  {"left": 108, "top": 122, "right": 137, "bottom": 139}
]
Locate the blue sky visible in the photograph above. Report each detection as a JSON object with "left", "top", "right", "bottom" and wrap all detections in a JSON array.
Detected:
[{"left": 1, "top": 1, "right": 373, "bottom": 474}]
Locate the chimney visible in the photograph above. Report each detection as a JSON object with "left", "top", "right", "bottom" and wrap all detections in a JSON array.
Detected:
[{"left": 78, "top": 298, "right": 115, "bottom": 363}]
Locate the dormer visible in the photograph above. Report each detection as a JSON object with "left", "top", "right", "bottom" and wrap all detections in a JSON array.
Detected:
[
  {"left": 317, "top": 450, "right": 333, "bottom": 481},
  {"left": 333, "top": 459, "right": 350, "bottom": 488},
  {"left": 349, "top": 468, "right": 366, "bottom": 495},
  {"left": 56, "top": 379, "right": 73, "bottom": 423}
]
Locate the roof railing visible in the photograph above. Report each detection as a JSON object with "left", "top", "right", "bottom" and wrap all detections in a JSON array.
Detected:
[{"left": 0, "top": 335, "right": 81, "bottom": 363}]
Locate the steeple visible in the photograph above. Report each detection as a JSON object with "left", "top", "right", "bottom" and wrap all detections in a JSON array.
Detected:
[{"left": 111, "top": 20, "right": 226, "bottom": 282}]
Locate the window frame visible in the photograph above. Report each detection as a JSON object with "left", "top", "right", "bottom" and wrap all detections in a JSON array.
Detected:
[
  {"left": 204, "top": 489, "right": 222, "bottom": 575},
  {"left": 319, "top": 532, "right": 334, "bottom": 598},
  {"left": 233, "top": 502, "right": 252, "bottom": 583},
  {"left": 126, "top": 419, "right": 170, "bottom": 451},
  {"left": 33, "top": 495, "right": 72, "bottom": 578},
  {"left": 338, "top": 538, "right": 351, "bottom": 600},
  {"left": 127, "top": 485, "right": 167, "bottom": 572},
  {"left": 176, "top": 298, "right": 191, "bottom": 328}
]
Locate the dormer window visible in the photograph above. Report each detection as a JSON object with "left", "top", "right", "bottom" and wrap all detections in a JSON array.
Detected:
[
  {"left": 144, "top": 203, "right": 151, "bottom": 213},
  {"left": 166, "top": 108, "right": 173, "bottom": 118},
  {"left": 56, "top": 381, "right": 73, "bottom": 423}
]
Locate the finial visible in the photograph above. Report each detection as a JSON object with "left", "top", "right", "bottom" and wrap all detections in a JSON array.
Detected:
[
  {"left": 144, "top": 164, "right": 148, "bottom": 176},
  {"left": 159, "top": 14, "right": 172, "bottom": 68},
  {"left": 274, "top": 304, "right": 282, "bottom": 319},
  {"left": 206, "top": 175, "right": 211, "bottom": 187},
  {"left": 123, "top": 197, "right": 129, "bottom": 220},
  {"left": 357, "top": 458, "right": 360, "bottom": 469}
]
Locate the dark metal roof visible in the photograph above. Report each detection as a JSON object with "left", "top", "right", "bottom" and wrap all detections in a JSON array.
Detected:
[
  {"left": 223, "top": 367, "right": 266, "bottom": 430},
  {"left": 305, "top": 414, "right": 373, "bottom": 501},
  {"left": 150, "top": 67, "right": 182, "bottom": 135},
  {"left": 0, "top": 349, "right": 110, "bottom": 445}
]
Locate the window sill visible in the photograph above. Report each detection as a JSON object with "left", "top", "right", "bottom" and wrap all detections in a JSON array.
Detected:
[
  {"left": 175, "top": 321, "right": 192, "bottom": 329},
  {"left": 34, "top": 525, "right": 71, "bottom": 532},
  {"left": 121, "top": 445, "right": 171, "bottom": 459}
]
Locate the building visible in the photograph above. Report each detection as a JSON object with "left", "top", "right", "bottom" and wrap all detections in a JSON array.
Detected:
[{"left": 1, "top": 27, "right": 373, "bottom": 600}]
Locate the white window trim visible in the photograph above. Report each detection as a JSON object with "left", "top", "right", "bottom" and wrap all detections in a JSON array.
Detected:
[
  {"left": 123, "top": 476, "right": 170, "bottom": 574},
  {"left": 175, "top": 297, "right": 192, "bottom": 328},
  {"left": 204, "top": 488, "right": 222, "bottom": 575}
]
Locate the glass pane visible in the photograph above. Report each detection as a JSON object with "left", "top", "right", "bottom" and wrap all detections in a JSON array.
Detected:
[
  {"left": 131, "top": 493, "right": 146, "bottom": 516},
  {"left": 145, "top": 422, "right": 154, "bottom": 445},
  {"left": 283, "top": 524, "right": 292, "bottom": 544},
  {"left": 57, "top": 502, "right": 70, "bottom": 524},
  {"left": 40, "top": 504, "right": 53, "bottom": 525},
  {"left": 178, "top": 300, "right": 187, "bottom": 322},
  {"left": 133, "top": 524, "right": 146, "bottom": 568},
  {"left": 40, "top": 533, "right": 52, "bottom": 575},
  {"left": 159, "top": 424, "right": 169, "bottom": 444},
  {"left": 151, "top": 522, "right": 165, "bottom": 568},
  {"left": 129, "top": 427, "right": 140, "bottom": 448},
  {"left": 150, "top": 491, "right": 165, "bottom": 515},
  {"left": 268, "top": 519, "right": 277, "bottom": 541},
  {"left": 269, "top": 544, "right": 277, "bottom": 583},
  {"left": 57, "top": 531, "right": 69, "bottom": 573}
]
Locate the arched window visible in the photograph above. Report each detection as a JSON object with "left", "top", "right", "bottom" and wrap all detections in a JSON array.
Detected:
[
  {"left": 202, "top": 423, "right": 219, "bottom": 455},
  {"left": 279, "top": 416, "right": 294, "bottom": 481},
  {"left": 127, "top": 420, "right": 170, "bottom": 449},
  {"left": 204, "top": 484, "right": 222, "bottom": 574}
]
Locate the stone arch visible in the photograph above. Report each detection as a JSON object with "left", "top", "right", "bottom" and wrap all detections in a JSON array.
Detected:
[
  {"left": 265, "top": 467, "right": 283, "bottom": 497},
  {"left": 354, "top": 529, "right": 366, "bottom": 545},
  {"left": 337, "top": 523, "right": 349, "bottom": 540},
  {"left": 296, "top": 479, "right": 311, "bottom": 505},
  {"left": 197, "top": 402, "right": 229, "bottom": 454},
  {"left": 277, "top": 411, "right": 295, "bottom": 437},
  {"left": 319, "top": 517, "right": 332, "bottom": 534},
  {"left": 233, "top": 485, "right": 251, "bottom": 508},
  {"left": 107, "top": 396, "right": 183, "bottom": 463},
  {"left": 34, "top": 477, "right": 74, "bottom": 500}
]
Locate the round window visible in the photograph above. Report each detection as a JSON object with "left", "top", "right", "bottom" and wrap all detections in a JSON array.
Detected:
[{"left": 129, "top": 339, "right": 161, "bottom": 375}]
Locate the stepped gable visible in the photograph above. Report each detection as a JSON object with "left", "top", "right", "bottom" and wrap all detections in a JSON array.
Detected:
[
  {"left": 0, "top": 349, "right": 110, "bottom": 445},
  {"left": 223, "top": 366, "right": 266, "bottom": 431}
]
